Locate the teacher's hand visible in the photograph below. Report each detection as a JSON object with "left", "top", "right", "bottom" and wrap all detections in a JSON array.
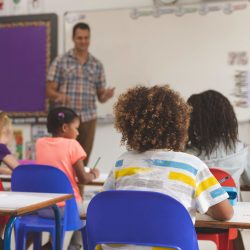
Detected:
[
  {"left": 105, "top": 87, "right": 115, "bottom": 99},
  {"left": 97, "top": 87, "right": 115, "bottom": 103},
  {"left": 55, "top": 93, "right": 71, "bottom": 105}
]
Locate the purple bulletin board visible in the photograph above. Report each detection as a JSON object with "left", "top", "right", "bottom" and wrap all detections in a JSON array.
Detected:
[{"left": 0, "top": 14, "right": 57, "bottom": 118}]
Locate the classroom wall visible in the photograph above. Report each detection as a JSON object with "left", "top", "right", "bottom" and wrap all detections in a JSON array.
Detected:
[
  {"left": 43, "top": 0, "right": 153, "bottom": 53},
  {"left": 63, "top": 7, "right": 250, "bottom": 116},
  {"left": 9, "top": 0, "right": 250, "bottom": 172}
]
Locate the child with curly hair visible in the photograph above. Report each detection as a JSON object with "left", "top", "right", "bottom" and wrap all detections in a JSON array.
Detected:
[{"left": 103, "top": 85, "right": 233, "bottom": 250}]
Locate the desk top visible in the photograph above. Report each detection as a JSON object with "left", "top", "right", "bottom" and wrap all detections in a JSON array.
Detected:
[
  {"left": 87, "top": 173, "right": 108, "bottom": 186},
  {"left": 0, "top": 173, "right": 108, "bottom": 186},
  {"left": 195, "top": 202, "right": 250, "bottom": 229},
  {"left": 0, "top": 191, "right": 73, "bottom": 216},
  {"left": 81, "top": 201, "right": 250, "bottom": 229}
]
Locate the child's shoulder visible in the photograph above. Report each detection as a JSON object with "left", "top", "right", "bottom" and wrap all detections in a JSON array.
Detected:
[
  {"left": 150, "top": 150, "right": 210, "bottom": 174},
  {"left": 36, "top": 137, "right": 78, "bottom": 145},
  {"left": 117, "top": 149, "right": 208, "bottom": 170},
  {"left": 171, "top": 151, "right": 208, "bottom": 167}
]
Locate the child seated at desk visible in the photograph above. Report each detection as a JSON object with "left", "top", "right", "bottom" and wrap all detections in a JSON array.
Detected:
[
  {"left": 0, "top": 111, "right": 19, "bottom": 244},
  {"left": 36, "top": 107, "right": 99, "bottom": 250},
  {"left": 103, "top": 85, "right": 233, "bottom": 250},
  {"left": 0, "top": 111, "right": 19, "bottom": 174},
  {"left": 185, "top": 90, "right": 248, "bottom": 192}
]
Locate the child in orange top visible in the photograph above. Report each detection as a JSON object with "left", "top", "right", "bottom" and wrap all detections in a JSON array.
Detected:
[{"left": 36, "top": 107, "right": 99, "bottom": 250}]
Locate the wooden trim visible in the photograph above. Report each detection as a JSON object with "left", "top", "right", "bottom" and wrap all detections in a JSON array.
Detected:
[
  {"left": 195, "top": 219, "right": 250, "bottom": 229},
  {"left": 85, "top": 181, "right": 104, "bottom": 186},
  {"left": 240, "top": 185, "right": 250, "bottom": 191}
]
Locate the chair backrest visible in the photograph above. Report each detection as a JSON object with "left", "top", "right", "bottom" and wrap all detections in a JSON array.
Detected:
[
  {"left": 86, "top": 190, "right": 199, "bottom": 250},
  {"left": 209, "top": 168, "right": 236, "bottom": 187},
  {"left": 210, "top": 167, "right": 237, "bottom": 205},
  {"left": 11, "top": 164, "right": 82, "bottom": 230}
]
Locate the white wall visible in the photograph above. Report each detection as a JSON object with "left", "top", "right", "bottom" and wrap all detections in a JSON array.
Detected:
[
  {"left": 43, "top": 0, "right": 153, "bottom": 53},
  {"left": 63, "top": 7, "right": 250, "bottom": 116},
  {"left": 9, "top": 0, "right": 250, "bottom": 171}
]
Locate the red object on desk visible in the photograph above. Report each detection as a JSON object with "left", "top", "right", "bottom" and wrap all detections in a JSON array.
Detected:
[{"left": 197, "top": 168, "right": 237, "bottom": 250}]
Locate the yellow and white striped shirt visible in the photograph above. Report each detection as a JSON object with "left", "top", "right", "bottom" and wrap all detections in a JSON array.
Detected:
[{"left": 102, "top": 150, "right": 228, "bottom": 250}]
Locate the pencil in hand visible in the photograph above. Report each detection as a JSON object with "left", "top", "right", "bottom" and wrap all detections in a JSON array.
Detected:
[{"left": 93, "top": 157, "right": 101, "bottom": 169}]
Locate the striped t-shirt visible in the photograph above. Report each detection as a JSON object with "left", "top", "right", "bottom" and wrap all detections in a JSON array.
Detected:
[
  {"left": 101, "top": 150, "right": 228, "bottom": 250},
  {"left": 103, "top": 149, "right": 229, "bottom": 223}
]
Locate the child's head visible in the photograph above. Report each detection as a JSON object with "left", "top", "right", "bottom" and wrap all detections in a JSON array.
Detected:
[
  {"left": 47, "top": 107, "right": 80, "bottom": 139},
  {"left": 0, "top": 111, "right": 12, "bottom": 138},
  {"left": 187, "top": 90, "right": 238, "bottom": 156},
  {"left": 114, "top": 85, "right": 191, "bottom": 152}
]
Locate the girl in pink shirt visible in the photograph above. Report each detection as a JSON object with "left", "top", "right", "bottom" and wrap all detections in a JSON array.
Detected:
[{"left": 36, "top": 107, "right": 99, "bottom": 250}]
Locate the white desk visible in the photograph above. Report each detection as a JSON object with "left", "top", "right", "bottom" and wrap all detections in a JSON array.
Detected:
[
  {"left": 83, "top": 168, "right": 108, "bottom": 186},
  {"left": 195, "top": 202, "right": 250, "bottom": 229},
  {"left": 86, "top": 173, "right": 108, "bottom": 186},
  {"left": 0, "top": 191, "right": 73, "bottom": 250},
  {"left": 0, "top": 172, "right": 109, "bottom": 186}
]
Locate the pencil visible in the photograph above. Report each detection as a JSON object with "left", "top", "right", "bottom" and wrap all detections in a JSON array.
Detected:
[
  {"left": 219, "top": 175, "right": 231, "bottom": 184},
  {"left": 93, "top": 157, "right": 101, "bottom": 169}
]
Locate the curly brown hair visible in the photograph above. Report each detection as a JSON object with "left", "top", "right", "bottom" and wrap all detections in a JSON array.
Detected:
[
  {"left": 187, "top": 90, "right": 238, "bottom": 156},
  {"left": 114, "top": 85, "right": 192, "bottom": 152}
]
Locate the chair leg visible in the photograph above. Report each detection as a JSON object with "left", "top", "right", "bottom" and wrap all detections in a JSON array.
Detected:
[
  {"left": 51, "top": 229, "right": 65, "bottom": 250},
  {"left": 33, "top": 232, "right": 42, "bottom": 250},
  {"left": 81, "top": 226, "right": 88, "bottom": 250},
  {"left": 231, "top": 230, "right": 245, "bottom": 250},
  {"left": 15, "top": 228, "right": 27, "bottom": 250},
  {"left": 218, "top": 233, "right": 229, "bottom": 250}
]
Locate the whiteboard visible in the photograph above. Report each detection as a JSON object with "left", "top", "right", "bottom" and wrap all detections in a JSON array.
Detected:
[{"left": 64, "top": 7, "right": 250, "bottom": 116}]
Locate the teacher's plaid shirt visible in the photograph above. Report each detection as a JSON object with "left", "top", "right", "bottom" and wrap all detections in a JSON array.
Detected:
[{"left": 47, "top": 49, "right": 106, "bottom": 122}]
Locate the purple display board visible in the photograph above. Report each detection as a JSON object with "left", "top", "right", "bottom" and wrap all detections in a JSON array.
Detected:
[{"left": 0, "top": 14, "right": 57, "bottom": 118}]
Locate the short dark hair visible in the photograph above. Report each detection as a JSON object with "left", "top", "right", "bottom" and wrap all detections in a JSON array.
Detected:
[
  {"left": 114, "top": 85, "right": 191, "bottom": 152},
  {"left": 187, "top": 90, "right": 238, "bottom": 156},
  {"left": 47, "top": 107, "right": 79, "bottom": 135},
  {"left": 72, "top": 22, "right": 90, "bottom": 37}
]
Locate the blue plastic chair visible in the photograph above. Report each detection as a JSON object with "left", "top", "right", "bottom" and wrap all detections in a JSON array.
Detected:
[
  {"left": 86, "top": 190, "right": 199, "bottom": 250},
  {"left": 11, "top": 164, "right": 85, "bottom": 250}
]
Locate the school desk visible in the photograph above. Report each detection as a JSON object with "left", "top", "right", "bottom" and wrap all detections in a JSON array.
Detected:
[
  {"left": 195, "top": 202, "right": 250, "bottom": 229},
  {"left": 0, "top": 191, "right": 73, "bottom": 250},
  {"left": 0, "top": 172, "right": 109, "bottom": 186},
  {"left": 85, "top": 173, "right": 108, "bottom": 186},
  {"left": 80, "top": 200, "right": 250, "bottom": 231},
  {"left": 0, "top": 174, "right": 11, "bottom": 182}
]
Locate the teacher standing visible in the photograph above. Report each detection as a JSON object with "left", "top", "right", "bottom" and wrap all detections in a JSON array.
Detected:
[{"left": 46, "top": 22, "right": 114, "bottom": 165}]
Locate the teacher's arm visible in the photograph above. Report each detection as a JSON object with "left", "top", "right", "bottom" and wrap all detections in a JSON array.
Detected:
[
  {"left": 46, "top": 81, "right": 70, "bottom": 105},
  {"left": 97, "top": 87, "right": 115, "bottom": 103}
]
